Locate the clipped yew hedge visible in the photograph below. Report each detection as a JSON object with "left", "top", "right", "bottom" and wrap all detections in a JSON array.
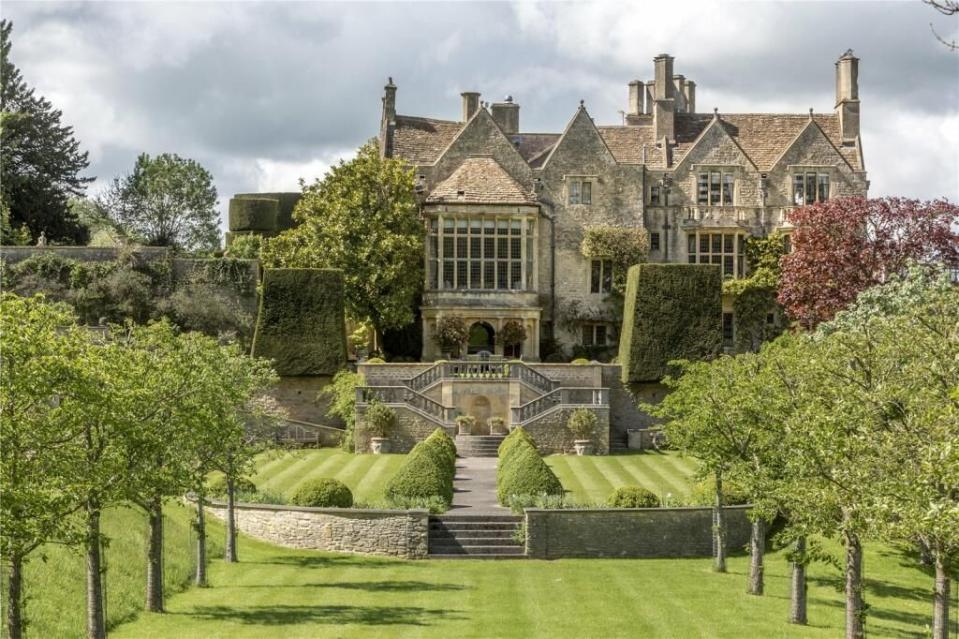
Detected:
[
  {"left": 618, "top": 264, "right": 723, "bottom": 382},
  {"left": 228, "top": 197, "right": 278, "bottom": 232},
  {"left": 233, "top": 192, "right": 302, "bottom": 231},
  {"left": 497, "top": 430, "right": 563, "bottom": 505},
  {"left": 290, "top": 478, "right": 353, "bottom": 508},
  {"left": 385, "top": 429, "right": 457, "bottom": 509},
  {"left": 251, "top": 268, "right": 347, "bottom": 375}
]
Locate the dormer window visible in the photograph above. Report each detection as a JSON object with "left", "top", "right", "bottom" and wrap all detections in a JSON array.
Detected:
[
  {"left": 568, "top": 179, "right": 592, "bottom": 205},
  {"left": 697, "top": 171, "right": 735, "bottom": 206}
]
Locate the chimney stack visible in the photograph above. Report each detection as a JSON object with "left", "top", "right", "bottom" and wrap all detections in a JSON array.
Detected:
[
  {"left": 672, "top": 75, "right": 687, "bottom": 112},
  {"left": 461, "top": 91, "right": 481, "bottom": 122},
  {"left": 491, "top": 96, "right": 520, "bottom": 135},
  {"left": 628, "top": 80, "right": 642, "bottom": 116},
  {"left": 644, "top": 81, "right": 655, "bottom": 115},
  {"left": 382, "top": 77, "right": 397, "bottom": 123},
  {"left": 653, "top": 54, "right": 676, "bottom": 141},
  {"left": 835, "top": 50, "right": 860, "bottom": 142},
  {"left": 684, "top": 81, "right": 696, "bottom": 114}
]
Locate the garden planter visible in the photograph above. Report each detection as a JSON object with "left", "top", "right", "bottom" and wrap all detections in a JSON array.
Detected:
[
  {"left": 370, "top": 437, "right": 390, "bottom": 454},
  {"left": 457, "top": 422, "right": 472, "bottom": 436},
  {"left": 573, "top": 440, "right": 594, "bottom": 456}
]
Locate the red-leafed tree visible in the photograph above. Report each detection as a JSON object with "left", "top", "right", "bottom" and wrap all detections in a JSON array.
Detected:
[{"left": 778, "top": 197, "right": 959, "bottom": 328}]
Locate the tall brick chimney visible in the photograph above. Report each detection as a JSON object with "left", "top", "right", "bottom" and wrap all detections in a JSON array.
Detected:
[
  {"left": 491, "top": 96, "right": 520, "bottom": 135},
  {"left": 461, "top": 91, "right": 480, "bottom": 121},
  {"left": 684, "top": 80, "right": 696, "bottom": 114},
  {"left": 835, "top": 50, "right": 860, "bottom": 142},
  {"left": 653, "top": 54, "right": 676, "bottom": 141},
  {"left": 382, "top": 77, "right": 397, "bottom": 123},
  {"left": 628, "top": 80, "right": 643, "bottom": 116}
]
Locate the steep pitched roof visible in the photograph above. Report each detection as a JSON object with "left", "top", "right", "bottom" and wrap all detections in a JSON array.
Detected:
[
  {"left": 514, "top": 133, "right": 561, "bottom": 167},
  {"left": 672, "top": 113, "right": 861, "bottom": 171},
  {"left": 426, "top": 156, "right": 537, "bottom": 205},
  {"left": 541, "top": 105, "right": 617, "bottom": 169},
  {"left": 391, "top": 116, "right": 462, "bottom": 165},
  {"left": 596, "top": 126, "right": 663, "bottom": 165}
]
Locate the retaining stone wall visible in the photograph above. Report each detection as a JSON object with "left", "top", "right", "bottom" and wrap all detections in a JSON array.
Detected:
[
  {"left": 205, "top": 501, "right": 429, "bottom": 559},
  {"left": 355, "top": 404, "right": 449, "bottom": 453},
  {"left": 525, "top": 505, "right": 751, "bottom": 559},
  {"left": 524, "top": 406, "right": 610, "bottom": 454}
]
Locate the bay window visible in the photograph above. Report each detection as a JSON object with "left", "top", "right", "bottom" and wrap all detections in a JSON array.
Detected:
[{"left": 427, "top": 215, "right": 535, "bottom": 291}]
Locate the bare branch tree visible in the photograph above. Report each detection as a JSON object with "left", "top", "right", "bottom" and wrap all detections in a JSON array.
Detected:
[{"left": 923, "top": 0, "right": 958, "bottom": 50}]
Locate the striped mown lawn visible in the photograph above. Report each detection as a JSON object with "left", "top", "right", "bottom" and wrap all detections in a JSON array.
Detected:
[
  {"left": 250, "top": 449, "right": 408, "bottom": 504},
  {"left": 546, "top": 451, "right": 699, "bottom": 505}
]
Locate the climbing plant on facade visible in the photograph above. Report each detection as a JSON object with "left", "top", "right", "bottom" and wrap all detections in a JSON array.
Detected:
[
  {"left": 723, "top": 231, "right": 789, "bottom": 353},
  {"left": 580, "top": 225, "right": 650, "bottom": 295}
]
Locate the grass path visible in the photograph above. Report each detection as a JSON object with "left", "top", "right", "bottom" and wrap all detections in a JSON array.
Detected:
[
  {"left": 248, "top": 449, "right": 408, "bottom": 504},
  {"left": 546, "top": 451, "right": 697, "bottom": 504},
  {"left": 111, "top": 532, "right": 954, "bottom": 638}
]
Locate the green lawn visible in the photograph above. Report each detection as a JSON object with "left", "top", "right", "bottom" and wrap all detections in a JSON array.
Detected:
[
  {"left": 111, "top": 533, "right": 953, "bottom": 639},
  {"left": 1, "top": 501, "right": 223, "bottom": 639},
  {"left": 546, "top": 451, "right": 698, "bottom": 505},
  {"left": 249, "top": 449, "right": 408, "bottom": 504}
]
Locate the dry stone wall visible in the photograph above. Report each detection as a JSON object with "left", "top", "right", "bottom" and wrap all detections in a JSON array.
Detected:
[
  {"left": 525, "top": 505, "right": 752, "bottom": 559},
  {"left": 523, "top": 406, "right": 610, "bottom": 454},
  {"left": 205, "top": 501, "right": 429, "bottom": 559}
]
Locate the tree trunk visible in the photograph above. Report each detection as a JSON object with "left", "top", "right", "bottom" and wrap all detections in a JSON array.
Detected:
[
  {"left": 789, "top": 536, "right": 808, "bottom": 625},
  {"left": 748, "top": 518, "right": 765, "bottom": 595},
  {"left": 195, "top": 493, "right": 208, "bottom": 587},
  {"left": 713, "top": 472, "right": 727, "bottom": 573},
  {"left": 6, "top": 551, "right": 24, "bottom": 639},
  {"left": 85, "top": 502, "right": 106, "bottom": 639},
  {"left": 931, "top": 551, "right": 952, "bottom": 639},
  {"left": 145, "top": 495, "right": 164, "bottom": 612},
  {"left": 225, "top": 475, "right": 237, "bottom": 563},
  {"left": 844, "top": 529, "right": 865, "bottom": 639}
]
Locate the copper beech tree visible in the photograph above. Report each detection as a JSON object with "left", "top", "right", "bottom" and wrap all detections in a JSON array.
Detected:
[{"left": 778, "top": 197, "right": 959, "bottom": 329}]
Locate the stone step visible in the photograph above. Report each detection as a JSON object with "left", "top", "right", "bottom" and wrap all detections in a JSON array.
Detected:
[
  {"left": 429, "top": 530, "right": 517, "bottom": 541},
  {"left": 431, "top": 514, "right": 520, "bottom": 523},
  {"left": 428, "top": 553, "right": 526, "bottom": 560},
  {"left": 430, "top": 524, "right": 518, "bottom": 533},
  {"left": 427, "top": 545, "right": 525, "bottom": 556}
]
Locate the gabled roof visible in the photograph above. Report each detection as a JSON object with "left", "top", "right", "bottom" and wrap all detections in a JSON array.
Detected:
[
  {"left": 391, "top": 116, "right": 462, "bottom": 165},
  {"left": 672, "top": 115, "right": 758, "bottom": 172},
  {"left": 425, "top": 157, "right": 537, "bottom": 205},
  {"left": 596, "top": 126, "right": 663, "bottom": 165},
  {"left": 541, "top": 105, "right": 617, "bottom": 169}
]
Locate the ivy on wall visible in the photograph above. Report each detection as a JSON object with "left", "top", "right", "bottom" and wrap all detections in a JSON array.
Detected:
[
  {"left": 723, "top": 232, "right": 788, "bottom": 353},
  {"left": 580, "top": 225, "right": 650, "bottom": 295}
]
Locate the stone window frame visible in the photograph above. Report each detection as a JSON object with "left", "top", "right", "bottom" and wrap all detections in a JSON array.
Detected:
[
  {"left": 650, "top": 232, "right": 661, "bottom": 252},
  {"left": 687, "top": 230, "right": 746, "bottom": 279},
  {"left": 581, "top": 322, "right": 616, "bottom": 347},
  {"left": 694, "top": 167, "right": 737, "bottom": 206},
  {"left": 566, "top": 175, "right": 597, "bottom": 206},
  {"left": 426, "top": 213, "right": 537, "bottom": 292},
  {"left": 589, "top": 258, "right": 614, "bottom": 294},
  {"left": 789, "top": 165, "right": 832, "bottom": 206}
]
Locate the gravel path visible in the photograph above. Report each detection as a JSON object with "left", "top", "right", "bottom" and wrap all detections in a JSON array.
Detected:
[{"left": 449, "top": 457, "right": 511, "bottom": 514}]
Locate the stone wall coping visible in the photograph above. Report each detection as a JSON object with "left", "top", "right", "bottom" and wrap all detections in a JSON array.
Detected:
[
  {"left": 525, "top": 504, "right": 752, "bottom": 514},
  {"left": 202, "top": 499, "right": 428, "bottom": 517}
]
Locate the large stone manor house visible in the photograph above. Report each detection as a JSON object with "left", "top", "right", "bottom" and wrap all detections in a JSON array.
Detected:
[{"left": 378, "top": 52, "right": 868, "bottom": 361}]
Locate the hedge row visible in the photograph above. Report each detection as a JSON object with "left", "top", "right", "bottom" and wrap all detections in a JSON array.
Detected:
[
  {"left": 385, "top": 429, "right": 457, "bottom": 509},
  {"left": 496, "top": 427, "right": 563, "bottom": 505},
  {"left": 250, "top": 268, "right": 347, "bottom": 375},
  {"left": 618, "top": 264, "right": 723, "bottom": 382},
  {"left": 228, "top": 198, "right": 278, "bottom": 232},
  {"left": 232, "top": 192, "right": 302, "bottom": 231}
]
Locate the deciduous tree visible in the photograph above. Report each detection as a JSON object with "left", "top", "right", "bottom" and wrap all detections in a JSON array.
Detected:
[
  {"left": 260, "top": 141, "right": 422, "bottom": 342},
  {"left": 778, "top": 197, "right": 958, "bottom": 329}
]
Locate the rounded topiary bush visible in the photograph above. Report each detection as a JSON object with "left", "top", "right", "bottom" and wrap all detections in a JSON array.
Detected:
[
  {"left": 365, "top": 357, "right": 385, "bottom": 364},
  {"left": 385, "top": 451, "right": 453, "bottom": 506},
  {"left": 497, "top": 443, "right": 563, "bottom": 505},
  {"left": 498, "top": 425, "right": 535, "bottom": 458},
  {"left": 606, "top": 486, "right": 660, "bottom": 508},
  {"left": 228, "top": 197, "right": 278, "bottom": 232},
  {"left": 425, "top": 428, "right": 457, "bottom": 466},
  {"left": 688, "top": 476, "right": 750, "bottom": 506},
  {"left": 571, "top": 358, "right": 591, "bottom": 365},
  {"left": 207, "top": 475, "right": 256, "bottom": 498},
  {"left": 290, "top": 478, "right": 354, "bottom": 508}
]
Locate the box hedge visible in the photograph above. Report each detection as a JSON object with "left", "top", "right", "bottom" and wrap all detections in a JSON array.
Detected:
[
  {"left": 497, "top": 426, "right": 535, "bottom": 459},
  {"left": 618, "top": 264, "right": 723, "bottom": 382},
  {"left": 251, "top": 268, "right": 347, "bottom": 375},
  {"left": 385, "top": 431, "right": 456, "bottom": 508},
  {"left": 233, "top": 192, "right": 301, "bottom": 231},
  {"left": 290, "top": 478, "right": 353, "bottom": 508},
  {"left": 228, "top": 197, "right": 278, "bottom": 232},
  {"left": 496, "top": 436, "right": 563, "bottom": 505},
  {"left": 606, "top": 486, "right": 660, "bottom": 508}
]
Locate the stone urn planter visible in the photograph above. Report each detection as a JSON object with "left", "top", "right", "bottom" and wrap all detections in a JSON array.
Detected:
[
  {"left": 488, "top": 417, "right": 508, "bottom": 436},
  {"left": 370, "top": 437, "right": 390, "bottom": 454},
  {"left": 456, "top": 415, "right": 476, "bottom": 436},
  {"left": 573, "top": 439, "right": 594, "bottom": 456}
]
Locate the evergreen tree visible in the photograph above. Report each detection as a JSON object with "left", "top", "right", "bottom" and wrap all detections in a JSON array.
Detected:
[{"left": 0, "top": 20, "right": 92, "bottom": 244}]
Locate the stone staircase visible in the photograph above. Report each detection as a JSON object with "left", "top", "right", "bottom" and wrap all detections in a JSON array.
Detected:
[
  {"left": 455, "top": 434, "right": 505, "bottom": 458},
  {"left": 427, "top": 514, "right": 525, "bottom": 559}
]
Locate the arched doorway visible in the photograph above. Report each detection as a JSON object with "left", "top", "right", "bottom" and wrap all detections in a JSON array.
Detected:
[{"left": 467, "top": 322, "right": 495, "bottom": 355}]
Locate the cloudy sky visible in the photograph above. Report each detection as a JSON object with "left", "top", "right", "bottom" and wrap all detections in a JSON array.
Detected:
[{"left": 5, "top": 1, "right": 958, "bottom": 233}]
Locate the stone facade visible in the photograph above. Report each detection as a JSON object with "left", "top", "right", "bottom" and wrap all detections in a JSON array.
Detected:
[
  {"left": 525, "top": 505, "right": 752, "bottom": 559},
  {"left": 204, "top": 501, "right": 429, "bottom": 559},
  {"left": 380, "top": 52, "right": 867, "bottom": 359}
]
